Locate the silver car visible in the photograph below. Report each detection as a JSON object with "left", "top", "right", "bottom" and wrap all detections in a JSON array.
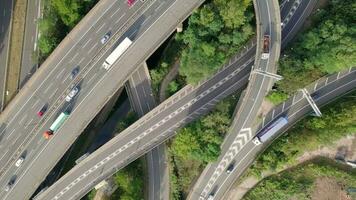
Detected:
[
  {"left": 100, "top": 33, "right": 110, "bottom": 44},
  {"left": 65, "top": 87, "right": 79, "bottom": 102}
]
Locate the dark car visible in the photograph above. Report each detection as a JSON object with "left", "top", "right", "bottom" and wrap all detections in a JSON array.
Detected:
[
  {"left": 4, "top": 179, "right": 15, "bottom": 192},
  {"left": 311, "top": 92, "right": 320, "bottom": 100},
  {"left": 226, "top": 163, "right": 234, "bottom": 174},
  {"left": 70, "top": 66, "right": 79, "bottom": 79},
  {"left": 37, "top": 104, "right": 47, "bottom": 117}
]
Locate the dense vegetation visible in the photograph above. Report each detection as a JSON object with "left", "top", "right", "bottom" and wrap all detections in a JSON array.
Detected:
[
  {"left": 38, "top": 0, "right": 98, "bottom": 60},
  {"left": 250, "top": 92, "right": 356, "bottom": 177},
  {"left": 178, "top": 0, "right": 254, "bottom": 84},
  {"left": 169, "top": 93, "right": 240, "bottom": 199},
  {"left": 268, "top": 0, "right": 356, "bottom": 103},
  {"left": 244, "top": 160, "right": 356, "bottom": 200},
  {"left": 111, "top": 160, "right": 144, "bottom": 200}
]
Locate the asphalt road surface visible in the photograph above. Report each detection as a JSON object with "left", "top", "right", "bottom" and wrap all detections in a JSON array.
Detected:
[
  {"left": 0, "top": 0, "right": 13, "bottom": 110},
  {"left": 189, "top": 0, "right": 318, "bottom": 199},
  {"left": 189, "top": 0, "right": 281, "bottom": 198},
  {"left": 0, "top": 0, "right": 204, "bottom": 199},
  {"left": 209, "top": 67, "right": 356, "bottom": 200},
  {"left": 33, "top": 0, "right": 313, "bottom": 198},
  {"left": 19, "top": 0, "right": 41, "bottom": 88},
  {"left": 126, "top": 63, "right": 169, "bottom": 200}
]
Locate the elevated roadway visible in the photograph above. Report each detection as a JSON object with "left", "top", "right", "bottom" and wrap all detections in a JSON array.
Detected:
[
  {"left": 34, "top": 0, "right": 315, "bottom": 199},
  {"left": 126, "top": 63, "right": 169, "bottom": 200},
  {"left": 0, "top": 0, "right": 204, "bottom": 199},
  {"left": 189, "top": 0, "right": 282, "bottom": 198},
  {"left": 213, "top": 67, "right": 356, "bottom": 200}
]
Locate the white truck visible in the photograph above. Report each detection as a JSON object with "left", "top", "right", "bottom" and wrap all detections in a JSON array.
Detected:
[
  {"left": 102, "top": 37, "right": 132, "bottom": 70},
  {"left": 253, "top": 116, "right": 288, "bottom": 145}
]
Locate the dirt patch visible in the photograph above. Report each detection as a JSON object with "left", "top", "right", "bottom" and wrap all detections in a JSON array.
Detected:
[
  {"left": 5, "top": 0, "right": 28, "bottom": 104},
  {"left": 311, "top": 177, "right": 351, "bottom": 200},
  {"left": 257, "top": 99, "right": 274, "bottom": 117}
]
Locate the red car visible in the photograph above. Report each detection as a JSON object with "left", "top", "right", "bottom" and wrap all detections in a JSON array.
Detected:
[
  {"left": 127, "top": 0, "right": 135, "bottom": 7},
  {"left": 37, "top": 105, "right": 47, "bottom": 117}
]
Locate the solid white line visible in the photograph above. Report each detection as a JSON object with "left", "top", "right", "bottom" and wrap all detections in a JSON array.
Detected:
[{"left": 5, "top": 129, "right": 16, "bottom": 140}]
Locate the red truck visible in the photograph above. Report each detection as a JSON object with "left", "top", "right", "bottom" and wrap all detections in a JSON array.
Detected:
[{"left": 261, "top": 35, "right": 270, "bottom": 59}]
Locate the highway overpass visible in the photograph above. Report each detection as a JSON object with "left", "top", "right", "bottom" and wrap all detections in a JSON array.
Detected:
[{"left": 0, "top": 0, "right": 204, "bottom": 199}]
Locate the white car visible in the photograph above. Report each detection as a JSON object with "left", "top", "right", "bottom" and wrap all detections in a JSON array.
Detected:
[
  {"left": 15, "top": 157, "right": 24, "bottom": 167},
  {"left": 65, "top": 87, "right": 79, "bottom": 102},
  {"left": 100, "top": 33, "right": 110, "bottom": 44}
]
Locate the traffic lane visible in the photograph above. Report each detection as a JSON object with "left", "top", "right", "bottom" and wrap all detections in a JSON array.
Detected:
[
  {"left": 0, "top": 0, "right": 13, "bottom": 110},
  {"left": 212, "top": 141, "right": 257, "bottom": 199},
  {"left": 8, "top": 1, "right": 206, "bottom": 199},
  {"left": 35, "top": 67, "right": 248, "bottom": 199},
  {"left": 214, "top": 69, "right": 356, "bottom": 199},
  {"left": 0, "top": 0, "right": 167, "bottom": 180},
  {"left": 0, "top": 0, "right": 128, "bottom": 144},
  {"left": 257, "top": 0, "right": 272, "bottom": 35},
  {"left": 34, "top": 53, "right": 252, "bottom": 200},
  {"left": 281, "top": 0, "right": 316, "bottom": 47},
  {"left": 19, "top": 0, "right": 41, "bottom": 87}
]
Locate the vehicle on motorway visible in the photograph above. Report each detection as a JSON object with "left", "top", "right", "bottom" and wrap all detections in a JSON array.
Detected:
[
  {"left": 43, "top": 112, "right": 70, "bottom": 139},
  {"left": 70, "top": 66, "right": 79, "bottom": 79},
  {"left": 207, "top": 194, "right": 214, "bottom": 200},
  {"left": 37, "top": 105, "right": 47, "bottom": 117},
  {"left": 253, "top": 116, "right": 288, "bottom": 145},
  {"left": 311, "top": 92, "right": 320, "bottom": 100},
  {"left": 100, "top": 33, "right": 111, "bottom": 44},
  {"left": 127, "top": 0, "right": 135, "bottom": 6},
  {"left": 4, "top": 179, "right": 15, "bottom": 192},
  {"left": 102, "top": 37, "right": 132, "bottom": 70},
  {"left": 261, "top": 35, "right": 270, "bottom": 59},
  {"left": 65, "top": 86, "right": 79, "bottom": 102},
  {"left": 15, "top": 156, "right": 25, "bottom": 167},
  {"left": 226, "top": 163, "right": 234, "bottom": 174}
]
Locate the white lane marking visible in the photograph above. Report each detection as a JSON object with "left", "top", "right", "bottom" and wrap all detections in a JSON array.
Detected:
[
  {"left": 61, "top": 74, "right": 70, "bottom": 84},
  {"left": 154, "top": 2, "right": 164, "bottom": 12},
  {"left": 110, "top": 8, "right": 121, "bottom": 19},
  {"left": 82, "top": 39, "right": 92, "bottom": 48},
  {"left": 129, "top": 29, "right": 138, "bottom": 38},
  {"left": 79, "top": 57, "right": 85, "bottom": 65},
  {"left": 88, "top": 43, "right": 98, "bottom": 54},
  {"left": 114, "top": 14, "right": 125, "bottom": 25},
  {"left": 43, "top": 82, "right": 54, "bottom": 94},
  {"left": 19, "top": 114, "right": 28, "bottom": 125},
  {"left": 142, "top": 15, "right": 152, "bottom": 26},
  {"left": 5, "top": 129, "right": 16, "bottom": 140},
  {"left": 49, "top": 88, "right": 59, "bottom": 99},
  {"left": 96, "top": 23, "right": 106, "bottom": 34},
  {"left": 56, "top": 68, "right": 66, "bottom": 79},
  {"left": 0, "top": 0, "right": 109, "bottom": 138},
  {"left": 69, "top": 52, "right": 79, "bottom": 63},
  {"left": 31, "top": 99, "right": 40, "bottom": 109},
  {"left": 25, "top": 118, "right": 34, "bottom": 129}
]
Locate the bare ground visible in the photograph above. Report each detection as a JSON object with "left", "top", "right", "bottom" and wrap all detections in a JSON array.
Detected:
[{"left": 311, "top": 177, "right": 352, "bottom": 200}]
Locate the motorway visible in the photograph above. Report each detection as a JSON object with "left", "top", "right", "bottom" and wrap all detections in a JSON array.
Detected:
[
  {"left": 19, "top": 0, "right": 41, "bottom": 88},
  {"left": 0, "top": 0, "right": 204, "bottom": 199},
  {"left": 215, "top": 67, "right": 356, "bottom": 200},
  {"left": 0, "top": 0, "right": 13, "bottom": 110},
  {"left": 32, "top": 0, "right": 315, "bottom": 199},
  {"left": 126, "top": 63, "right": 169, "bottom": 200},
  {"left": 189, "top": 0, "right": 281, "bottom": 198}
]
